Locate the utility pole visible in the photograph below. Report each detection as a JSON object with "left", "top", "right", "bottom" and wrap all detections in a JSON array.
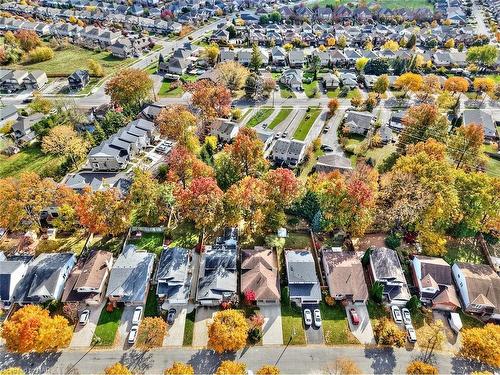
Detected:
[
  {"left": 66, "top": 337, "right": 101, "bottom": 374},
  {"left": 275, "top": 327, "right": 296, "bottom": 366}
]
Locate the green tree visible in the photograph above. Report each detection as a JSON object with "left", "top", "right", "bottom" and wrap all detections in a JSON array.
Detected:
[
  {"left": 373, "top": 74, "right": 389, "bottom": 97},
  {"left": 250, "top": 43, "right": 262, "bottom": 72},
  {"left": 466, "top": 45, "right": 498, "bottom": 66},
  {"left": 310, "top": 55, "right": 321, "bottom": 80}
]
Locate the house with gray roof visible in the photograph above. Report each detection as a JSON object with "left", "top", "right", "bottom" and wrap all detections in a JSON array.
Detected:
[
  {"left": 285, "top": 250, "right": 321, "bottom": 306},
  {"left": 368, "top": 247, "right": 411, "bottom": 306},
  {"left": 211, "top": 119, "right": 239, "bottom": 143},
  {"left": 65, "top": 171, "right": 131, "bottom": 194},
  {"left": 288, "top": 49, "right": 305, "bottom": 68},
  {"left": 0, "top": 105, "right": 19, "bottom": 128},
  {"left": 462, "top": 109, "right": 498, "bottom": 141},
  {"left": 271, "top": 138, "right": 307, "bottom": 167},
  {"left": 13, "top": 252, "right": 76, "bottom": 305},
  {"left": 280, "top": 69, "right": 303, "bottom": 91},
  {"left": 344, "top": 111, "right": 375, "bottom": 136},
  {"left": 0, "top": 253, "right": 30, "bottom": 308},
  {"left": 156, "top": 247, "right": 192, "bottom": 310},
  {"left": 106, "top": 244, "right": 155, "bottom": 305},
  {"left": 11, "top": 113, "right": 44, "bottom": 145}
]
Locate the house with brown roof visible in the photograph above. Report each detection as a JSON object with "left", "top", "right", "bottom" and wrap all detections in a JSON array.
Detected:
[
  {"left": 452, "top": 263, "right": 500, "bottom": 321},
  {"left": 322, "top": 248, "right": 368, "bottom": 304},
  {"left": 62, "top": 250, "right": 113, "bottom": 306},
  {"left": 241, "top": 247, "right": 280, "bottom": 305},
  {"left": 411, "top": 255, "right": 460, "bottom": 311}
]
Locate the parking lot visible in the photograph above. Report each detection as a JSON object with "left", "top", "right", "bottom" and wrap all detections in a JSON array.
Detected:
[
  {"left": 302, "top": 304, "right": 324, "bottom": 345},
  {"left": 69, "top": 302, "right": 105, "bottom": 348}
]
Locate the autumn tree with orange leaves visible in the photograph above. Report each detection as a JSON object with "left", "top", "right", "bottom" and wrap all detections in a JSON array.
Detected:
[
  {"left": 105, "top": 68, "right": 153, "bottom": 107},
  {"left": 1, "top": 305, "right": 72, "bottom": 352},
  {"left": 166, "top": 146, "right": 214, "bottom": 188},
  {"left": 448, "top": 124, "right": 485, "bottom": 170},
  {"left": 208, "top": 310, "right": 249, "bottom": 353},
  {"left": 104, "top": 363, "right": 131, "bottom": 375},
  {"left": 154, "top": 105, "right": 199, "bottom": 151},
  {"left": 185, "top": 80, "right": 232, "bottom": 122}
]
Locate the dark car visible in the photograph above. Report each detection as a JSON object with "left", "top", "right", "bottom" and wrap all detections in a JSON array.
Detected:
[{"left": 167, "top": 308, "right": 176, "bottom": 325}]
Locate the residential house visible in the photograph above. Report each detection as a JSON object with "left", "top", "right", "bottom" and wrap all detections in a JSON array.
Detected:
[
  {"left": 288, "top": 49, "right": 305, "bottom": 68},
  {"left": 389, "top": 110, "right": 406, "bottom": 132},
  {"left": 271, "top": 138, "right": 306, "bottom": 167},
  {"left": 167, "top": 57, "right": 190, "bottom": 75},
  {"left": 197, "top": 230, "right": 238, "bottom": 306},
  {"left": 368, "top": 247, "right": 411, "bottom": 306},
  {"left": 340, "top": 72, "right": 358, "bottom": 89},
  {"left": 452, "top": 263, "right": 500, "bottom": 321},
  {"left": 280, "top": 69, "right": 303, "bottom": 91},
  {"left": 285, "top": 250, "right": 321, "bottom": 306},
  {"left": 1, "top": 70, "right": 29, "bottom": 93},
  {"left": 0, "top": 253, "right": 30, "bottom": 308},
  {"left": 13, "top": 253, "right": 76, "bottom": 304},
  {"left": 322, "top": 72, "right": 340, "bottom": 90},
  {"left": 241, "top": 247, "right": 280, "bottom": 305},
  {"left": 24, "top": 70, "right": 48, "bottom": 90},
  {"left": 212, "top": 120, "right": 239, "bottom": 143},
  {"left": 11, "top": 113, "right": 44, "bottom": 145},
  {"left": 314, "top": 154, "right": 353, "bottom": 173},
  {"left": 156, "top": 247, "right": 192, "bottom": 311},
  {"left": 411, "top": 255, "right": 460, "bottom": 311},
  {"left": 322, "top": 248, "right": 368, "bottom": 304},
  {"left": 0, "top": 105, "right": 19, "bottom": 128},
  {"left": 344, "top": 111, "right": 375, "bottom": 136},
  {"left": 463, "top": 109, "right": 498, "bottom": 141},
  {"left": 68, "top": 69, "right": 90, "bottom": 91},
  {"left": 61, "top": 250, "right": 113, "bottom": 305},
  {"left": 378, "top": 125, "right": 393, "bottom": 144},
  {"left": 106, "top": 245, "right": 155, "bottom": 305},
  {"left": 65, "top": 171, "right": 131, "bottom": 195},
  {"left": 220, "top": 49, "right": 236, "bottom": 63},
  {"left": 270, "top": 46, "right": 287, "bottom": 67}
]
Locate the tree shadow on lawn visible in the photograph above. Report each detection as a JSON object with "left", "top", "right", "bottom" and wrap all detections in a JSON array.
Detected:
[{"left": 188, "top": 349, "right": 236, "bottom": 374}]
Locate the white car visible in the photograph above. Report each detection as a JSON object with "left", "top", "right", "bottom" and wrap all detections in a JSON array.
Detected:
[
  {"left": 79, "top": 310, "right": 90, "bottom": 325},
  {"left": 402, "top": 308, "right": 411, "bottom": 325},
  {"left": 406, "top": 324, "right": 417, "bottom": 343},
  {"left": 132, "top": 306, "right": 143, "bottom": 325},
  {"left": 128, "top": 325, "right": 139, "bottom": 344},
  {"left": 303, "top": 309, "right": 312, "bottom": 326},
  {"left": 313, "top": 309, "right": 321, "bottom": 327},
  {"left": 391, "top": 306, "right": 403, "bottom": 324}
]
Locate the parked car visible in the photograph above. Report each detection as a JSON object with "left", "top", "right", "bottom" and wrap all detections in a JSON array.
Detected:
[
  {"left": 303, "top": 309, "right": 312, "bottom": 326},
  {"left": 321, "top": 145, "right": 334, "bottom": 152},
  {"left": 391, "top": 306, "right": 403, "bottom": 324},
  {"left": 282, "top": 132, "right": 288, "bottom": 138},
  {"left": 262, "top": 123, "right": 268, "bottom": 129},
  {"left": 132, "top": 306, "right": 143, "bottom": 325},
  {"left": 79, "top": 309, "right": 90, "bottom": 325},
  {"left": 128, "top": 325, "right": 139, "bottom": 344},
  {"left": 349, "top": 308, "right": 360, "bottom": 325},
  {"left": 274, "top": 133, "right": 281, "bottom": 139},
  {"left": 167, "top": 308, "right": 176, "bottom": 325},
  {"left": 313, "top": 309, "right": 321, "bottom": 327},
  {"left": 406, "top": 324, "right": 417, "bottom": 343},
  {"left": 402, "top": 308, "right": 411, "bottom": 325},
  {"left": 322, "top": 126, "right": 330, "bottom": 134}
]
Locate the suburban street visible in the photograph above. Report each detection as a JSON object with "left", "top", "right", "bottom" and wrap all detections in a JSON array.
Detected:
[{"left": 0, "top": 346, "right": 492, "bottom": 374}]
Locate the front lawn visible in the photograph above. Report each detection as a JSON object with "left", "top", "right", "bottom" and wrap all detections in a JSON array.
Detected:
[
  {"left": 246, "top": 107, "right": 274, "bottom": 128},
  {"left": 326, "top": 88, "right": 341, "bottom": 98},
  {"left": 459, "top": 310, "right": 485, "bottom": 329},
  {"left": 280, "top": 287, "right": 306, "bottom": 345},
  {"left": 485, "top": 155, "right": 500, "bottom": 177},
  {"left": 320, "top": 302, "right": 359, "bottom": 345},
  {"left": 0, "top": 144, "right": 66, "bottom": 179},
  {"left": 128, "top": 232, "right": 164, "bottom": 255},
  {"left": 365, "top": 144, "right": 397, "bottom": 167},
  {"left": 93, "top": 305, "right": 124, "bottom": 346},
  {"left": 183, "top": 310, "right": 195, "bottom": 346},
  {"left": 303, "top": 81, "right": 320, "bottom": 98},
  {"left": 293, "top": 108, "right": 322, "bottom": 141},
  {"left": 366, "top": 300, "right": 390, "bottom": 326},
  {"left": 158, "top": 80, "right": 184, "bottom": 97},
  {"left": 280, "top": 84, "right": 296, "bottom": 99},
  {"left": 268, "top": 107, "right": 293, "bottom": 130}
]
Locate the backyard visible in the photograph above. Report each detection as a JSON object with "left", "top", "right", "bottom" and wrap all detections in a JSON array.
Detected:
[
  {"left": 320, "top": 302, "right": 359, "bottom": 345},
  {"left": 293, "top": 108, "right": 322, "bottom": 141},
  {"left": 444, "top": 237, "right": 487, "bottom": 265},
  {"left": 268, "top": 107, "right": 293, "bottom": 130},
  {"left": 280, "top": 287, "right": 306, "bottom": 345},
  {"left": 93, "top": 306, "right": 124, "bottom": 346},
  {"left": 36, "top": 230, "right": 89, "bottom": 256},
  {"left": 128, "top": 232, "right": 164, "bottom": 255},
  {"left": 158, "top": 80, "right": 184, "bottom": 97},
  {"left": 246, "top": 107, "right": 274, "bottom": 127},
  {"left": 166, "top": 222, "right": 199, "bottom": 249}
]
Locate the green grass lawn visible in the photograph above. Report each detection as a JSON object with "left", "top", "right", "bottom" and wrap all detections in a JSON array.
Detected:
[
  {"left": 167, "top": 222, "right": 199, "bottom": 249},
  {"left": 88, "top": 235, "right": 125, "bottom": 256},
  {"left": 158, "top": 80, "right": 184, "bottom": 97},
  {"left": 444, "top": 237, "right": 487, "bottom": 265},
  {"left": 237, "top": 109, "right": 252, "bottom": 123},
  {"left": 293, "top": 108, "right": 322, "bottom": 141},
  {"left": 486, "top": 74, "right": 500, "bottom": 83},
  {"left": 35, "top": 230, "right": 88, "bottom": 256},
  {"left": 280, "top": 84, "right": 296, "bottom": 99},
  {"left": 0, "top": 144, "right": 66, "bottom": 179},
  {"left": 303, "top": 81, "right": 320, "bottom": 98},
  {"left": 320, "top": 302, "right": 359, "bottom": 345},
  {"left": 183, "top": 310, "right": 196, "bottom": 346},
  {"left": 299, "top": 147, "right": 324, "bottom": 180},
  {"left": 144, "top": 286, "right": 159, "bottom": 317},
  {"left": 365, "top": 144, "right": 397, "bottom": 167},
  {"left": 459, "top": 310, "right": 485, "bottom": 329},
  {"left": 284, "top": 232, "right": 312, "bottom": 249},
  {"left": 326, "top": 88, "right": 341, "bottom": 98},
  {"left": 281, "top": 287, "right": 306, "bottom": 345},
  {"left": 145, "top": 63, "right": 158, "bottom": 74},
  {"left": 268, "top": 107, "right": 293, "bottom": 130},
  {"left": 366, "top": 300, "right": 390, "bottom": 326},
  {"left": 7, "top": 45, "right": 133, "bottom": 76},
  {"left": 128, "top": 232, "right": 164, "bottom": 255},
  {"left": 246, "top": 107, "right": 274, "bottom": 127},
  {"left": 93, "top": 306, "right": 124, "bottom": 346}
]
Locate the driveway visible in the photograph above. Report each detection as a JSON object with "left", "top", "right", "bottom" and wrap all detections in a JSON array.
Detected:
[
  {"left": 302, "top": 304, "right": 324, "bottom": 344},
  {"left": 69, "top": 302, "right": 106, "bottom": 348},
  {"left": 192, "top": 307, "right": 216, "bottom": 347},
  {"left": 117, "top": 305, "right": 140, "bottom": 348},
  {"left": 260, "top": 304, "right": 283, "bottom": 345},
  {"left": 345, "top": 304, "right": 375, "bottom": 345},
  {"left": 163, "top": 307, "right": 187, "bottom": 347}
]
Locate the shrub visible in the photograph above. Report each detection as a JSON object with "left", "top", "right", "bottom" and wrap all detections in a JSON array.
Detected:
[
  {"left": 28, "top": 46, "right": 54, "bottom": 63},
  {"left": 406, "top": 361, "right": 438, "bottom": 375},
  {"left": 385, "top": 233, "right": 401, "bottom": 249}
]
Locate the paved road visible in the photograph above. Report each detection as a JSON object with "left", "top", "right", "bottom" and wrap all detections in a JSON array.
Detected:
[
  {"left": 471, "top": 1, "right": 490, "bottom": 36},
  {"left": 0, "top": 346, "right": 492, "bottom": 374}
]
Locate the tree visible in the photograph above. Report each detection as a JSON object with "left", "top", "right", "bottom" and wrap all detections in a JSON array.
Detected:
[
  {"left": 164, "top": 362, "right": 194, "bottom": 375},
  {"left": 42, "top": 125, "right": 90, "bottom": 166},
  {"left": 337, "top": 35, "right": 347, "bottom": 49},
  {"left": 373, "top": 74, "right": 389, "bottom": 97},
  {"left": 394, "top": 72, "right": 423, "bottom": 97},
  {"left": 257, "top": 365, "right": 280, "bottom": 375},
  {"left": 154, "top": 105, "right": 198, "bottom": 149},
  {"left": 186, "top": 80, "right": 232, "bottom": 120},
  {"left": 166, "top": 145, "right": 214, "bottom": 188},
  {"left": 104, "top": 363, "right": 131, "bottom": 375},
  {"left": 355, "top": 57, "right": 369, "bottom": 72},
  {"left": 215, "top": 361, "right": 246, "bottom": 375},
  {"left": 406, "top": 361, "right": 438, "bottom": 375},
  {"left": 105, "top": 68, "right": 153, "bottom": 107},
  {"left": 444, "top": 77, "right": 469, "bottom": 99},
  {"left": 176, "top": 177, "right": 224, "bottom": 237},
  {"left": 369, "top": 281, "right": 384, "bottom": 303},
  {"left": 0, "top": 368, "right": 25, "bottom": 375},
  {"left": 473, "top": 77, "right": 495, "bottom": 102},
  {"left": 1, "top": 305, "right": 72, "bottom": 352},
  {"left": 265, "top": 168, "right": 303, "bottom": 210},
  {"left": 421, "top": 75, "right": 441, "bottom": 100},
  {"left": 130, "top": 169, "right": 176, "bottom": 226},
  {"left": 444, "top": 38, "right": 455, "bottom": 48},
  {"left": 310, "top": 55, "right": 321, "bottom": 80},
  {"left": 448, "top": 124, "right": 484, "bottom": 170},
  {"left": 14, "top": 29, "right": 41, "bottom": 51},
  {"left": 418, "top": 320, "right": 445, "bottom": 360},
  {"left": 332, "top": 358, "right": 361, "bottom": 375},
  {"left": 28, "top": 94, "right": 53, "bottom": 114},
  {"left": 373, "top": 317, "right": 406, "bottom": 347},
  {"left": 204, "top": 42, "right": 220, "bottom": 66},
  {"left": 137, "top": 317, "right": 167, "bottom": 348},
  {"left": 364, "top": 59, "right": 390, "bottom": 76},
  {"left": 75, "top": 188, "right": 131, "bottom": 236},
  {"left": 215, "top": 61, "right": 250, "bottom": 94},
  {"left": 406, "top": 34, "right": 417, "bottom": 49},
  {"left": 283, "top": 43, "right": 293, "bottom": 52},
  {"left": 28, "top": 46, "right": 54, "bottom": 63},
  {"left": 249, "top": 43, "right": 262, "bottom": 72},
  {"left": 460, "top": 323, "right": 500, "bottom": 367},
  {"left": 383, "top": 40, "right": 399, "bottom": 51},
  {"left": 398, "top": 104, "right": 449, "bottom": 150},
  {"left": 263, "top": 77, "right": 276, "bottom": 93},
  {"left": 466, "top": 45, "right": 498, "bottom": 66},
  {"left": 328, "top": 98, "right": 339, "bottom": 116},
  {"left": 208, "top": 310, "right": 248, "bottom": 353},
  {"left": 87, "top": 59, "right": 104, "bottom": 77},
  {"left": 98, "top": 110, "right": 128, "bottom": 137}
]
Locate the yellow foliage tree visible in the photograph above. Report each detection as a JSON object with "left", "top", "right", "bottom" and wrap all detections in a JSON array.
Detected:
[
  {"left": 137, "top": 317, "right": 167, "bottom": 348},
  {"left": 256, "top": 365, "right": 280, "bottom": 375},
  {"left": 208, "top": 309, "right": 249, "bottom": 353},
  {"left": 460, "top": 323, "right": 500, "bottom": 367},
  {"left": 215, "top": 361, "right": 246, "bottom": 375},
  {"left": 164, "top": 362, "right": 194, "bottom": 375},
  {"left": 383, "top": 40, "right": 399, "bottom": 51},
  {"left": 373, "top": 317, "right": 406, "bottom": 347},
  {"left": 333, "top": 358, "right": 361, "bottom": 374},
  {"left": 406, "top": 361, "right": 438, "bottom": 375},
  {"left": 104, "top": 363, "right": 131, "bottom": 375},
  {"left": 394, "top": 72, "right": 423, "bottom": 97},
  {"left": 204, "top": 42, "right": 220, "bottom": 65},
  {"left": 444, "top": 38, "right": 455, "bottom": 49},
  {"left": 0, "top": 368, "right": 25, "bottom": 375},
  {"left": 88, "top": 59, "right": 104, "bottom": 77}
]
